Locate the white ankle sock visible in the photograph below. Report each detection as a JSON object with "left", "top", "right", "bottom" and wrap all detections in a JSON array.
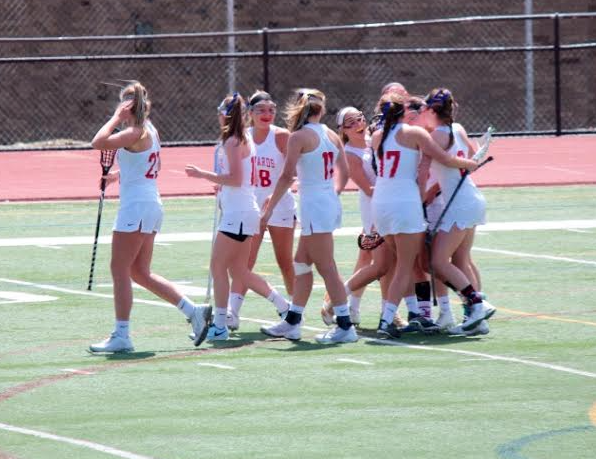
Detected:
[
  {"left": 419, "top": 301, "right": 432, "bottom": 319},
  {"left": 213, "top": 307, "right": 227, "bottom": 328},
  {"left": 267, "top": 289, "right": 289, "bottom": 314},
  {"left": 381, "top": 302, "right": 398, "bottom": 324},
  {"left": 438, "top": 296, "right": 452, "bottom": 314},
  {"left": 176, "top": 296, "right": 196, "bottom": 319},
  {"left": 404, "top": 295, "right": 421, "bottom": 315},
  {"left": 333, "top": 304, "right": 349, "bottom": 317},
  {"left": 114, "top": 320, "right": 129, "bottom": 338},
  {"left": 228, "top": 293, "right": 244, "bottom": 315}
]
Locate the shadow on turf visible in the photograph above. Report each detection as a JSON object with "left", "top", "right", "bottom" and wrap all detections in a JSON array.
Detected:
[
  {"left": 357, "top": 328, "right": 483, "bottom": 346},
  {"left": 86, "top": 350, "right": 157, "bottom": 360}
]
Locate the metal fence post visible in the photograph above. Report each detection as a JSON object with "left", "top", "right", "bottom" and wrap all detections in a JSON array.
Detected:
[
  {"left": 553, "top": 13, "right": 562, "bottom": 136},
  {"left": 262, "top": 27, "right": 270, "bottom": 93}
]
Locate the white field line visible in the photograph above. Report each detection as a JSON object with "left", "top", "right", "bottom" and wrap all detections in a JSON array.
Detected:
[
  {"left": 473, "top": 247, "right": 596, "bottom": 266},
  {"left": 2, "top": 219, "right": 596, "bottom": 247},
  {"left": 196, "top": 362, "right": 235, "bottom": 370},
  {"left": 543, "top": 166, "right": 587, "bottom": 175},
  {"left": 1, "top": 277, "right": 595, "bottom": 380},
  {"left": 60, "top": 369, "right": 96, "bottom": 375},
  {"left": 567, "top": 229, "right": 591, "bottom": 234},
  {"left": 0, "top": 422, "right": 158, "bottom": 459},
  {"left": 337, "top": 358, "right": 373, "bottom": 366}
]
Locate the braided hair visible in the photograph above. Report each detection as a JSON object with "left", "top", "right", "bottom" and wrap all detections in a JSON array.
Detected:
[
  {"left": 424, "top": 88, "right": 457, "bottom": 149},
  {"left": 376, "top": 93, "right": 406, "bottom": 159}
]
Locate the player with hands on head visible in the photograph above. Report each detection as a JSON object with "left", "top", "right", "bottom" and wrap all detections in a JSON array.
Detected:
[{"left": 89, "top": 80, "right": 212, "bottom": 353}]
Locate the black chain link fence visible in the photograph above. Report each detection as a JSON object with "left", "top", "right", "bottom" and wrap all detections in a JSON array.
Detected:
[{"left": 0, "top": 9, "right": 595, "bottom": 149}]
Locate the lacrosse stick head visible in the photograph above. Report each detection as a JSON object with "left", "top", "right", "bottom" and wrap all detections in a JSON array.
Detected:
[
  {"left": 100, "top": 149, "right": 117, "bottom": 175},
  {"left": 472, "top": 126, "right": 495, "bottom": 162},
  {"left": 357, "top": 232, "right": 385, "bottom": 251}
]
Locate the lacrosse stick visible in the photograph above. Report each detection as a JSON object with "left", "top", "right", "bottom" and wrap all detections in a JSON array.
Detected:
[
  {"left": 472, "top": 126, "right": 495, "bottom": 162},
  {"left": 357, "top": 231, "right": 385, "bottom": 251},
  {"left": 425, "top": 155, "right": 494, "bottom": 305},
  {"left": 204, "top": 142, "right": 222, "bottom": 305},
  {"left": 87, "top": 148, "right": 117, "bottom": 290}
]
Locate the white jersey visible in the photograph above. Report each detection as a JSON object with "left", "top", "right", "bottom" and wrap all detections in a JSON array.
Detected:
[
  {"left": 373, "top": 123, "right": 421, "bottom": 202},
  {"left": 429, "top": 123, "right": 486, "bottom": 231},
  {"left": 217, "top": 132, "right": 259, "bottom": 213},
  {"left": 297, "top": 123, "right": 342, "bottom": 235},
  {"left": 345, "top": 142, "right": 376, "bottom": 234},
  {"left": 249, "top": 125, "right": 296, "bottom": 214},
  {"left": 372, "top": 123, "right": 426, "bottom": 235},
  {"left": 117, "top": 120, "right": 161, "bottom": 205}
]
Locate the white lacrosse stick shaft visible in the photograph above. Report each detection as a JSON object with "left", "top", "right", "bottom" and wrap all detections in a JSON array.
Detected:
[{"left": 204, "top": 142, "right": 222, "bottom": 305}]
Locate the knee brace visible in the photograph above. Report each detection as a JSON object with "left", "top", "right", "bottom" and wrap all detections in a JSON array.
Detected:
[{"left": 293, "top": 261, "right": 313, "bottom": 276}]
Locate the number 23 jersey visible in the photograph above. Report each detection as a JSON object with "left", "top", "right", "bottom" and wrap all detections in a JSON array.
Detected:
[{"left": 117, "top": 120, "right": 161, "bottom": 205}]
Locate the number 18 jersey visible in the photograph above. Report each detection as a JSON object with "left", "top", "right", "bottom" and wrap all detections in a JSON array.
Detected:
[{"left": 249, "top": 125, "right": 296, "bottom": 216}]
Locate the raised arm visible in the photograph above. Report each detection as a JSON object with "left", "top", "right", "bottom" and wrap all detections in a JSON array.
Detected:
[
  {"left": 91, "top": 101, "right": 142, "bottom": 150},
  {"left": 416, "top": 128, "right": 478, "bottom": 171}
]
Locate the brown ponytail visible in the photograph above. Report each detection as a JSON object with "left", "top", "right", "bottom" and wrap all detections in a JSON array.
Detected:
[{"left": 220, "top": 92, "right": 247, "bottom": 145}]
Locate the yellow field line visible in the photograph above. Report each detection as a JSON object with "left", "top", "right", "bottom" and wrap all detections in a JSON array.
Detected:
[
  {"left": 498, "top": 306, "right": 596, "bottom": 327},
  {"left": 590, "top": 402, "right": 596, "bottom": 427}
]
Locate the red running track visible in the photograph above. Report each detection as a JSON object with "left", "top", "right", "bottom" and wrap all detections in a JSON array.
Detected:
[{"left": 0, "top": 135, "right": 595, "bottom": 201}]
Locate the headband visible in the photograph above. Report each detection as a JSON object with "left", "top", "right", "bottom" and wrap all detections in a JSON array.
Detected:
[
  {"left": 336, "top": 106, "right": 358, "bottom": 127},
  {"left": 224, "top": 92, "right": 239, "bottom": 116},
  {"left": 248, "top": 92, "right": 273, "bottom": 108}
]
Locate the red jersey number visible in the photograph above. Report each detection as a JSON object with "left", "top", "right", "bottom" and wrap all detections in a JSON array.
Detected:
[
  {"left": 322, "top": 151, "right": 334, "bottom": 180},
  {"left": 145, "top": 152, "right": 160, "bottom": 179},
  {"left": 378, "top": 150, "right": 401, "bottom": 178},
  {"left": 258, "top": 169, "right": 272, "bottom": 187}
]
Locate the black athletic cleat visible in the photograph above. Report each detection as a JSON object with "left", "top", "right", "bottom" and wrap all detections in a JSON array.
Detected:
[
  {"left": 377, "top": 320, "right": 401, "bottom": 339},
  {"left": 400, "top": 312, "right": 440, "bottom": 334}
]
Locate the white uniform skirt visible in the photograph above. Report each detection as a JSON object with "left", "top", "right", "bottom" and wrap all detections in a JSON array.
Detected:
[
  {"left": 299, "top": 187, "right": 341, "bottom": 236},
  {"left": 255, "top": 189, "right": 296, "bottom": 229},
  {"left": 436, "top": 190, "right": 486, "bottom": 232},
  {"left": 218, "top": 209, "right": 260, "bottom": 236},
  {"left": 113, "top": 201, "right": 164, "bottom": 234}
]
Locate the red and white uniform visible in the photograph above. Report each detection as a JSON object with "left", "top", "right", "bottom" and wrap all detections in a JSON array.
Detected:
[
  {"left": 345, "top": 142, "right": 376, "bottom": 235},
  {"left": 217, "top": 132, "right": 260, "bottom": 236},
  {"left": 249, "top": 125, "right": 296, "bottom": 228},
  {"left": 372, "top": 123, "right": 427, "bottom": 236},
  {"left": 113, "top": 121, "right": 163, "bottom": 233},
  {"left": 429, "top": 123, "right": 486, "bottom": 232},
  {"left": 297, "top": 123, "right": 342, "bottom": 236}
]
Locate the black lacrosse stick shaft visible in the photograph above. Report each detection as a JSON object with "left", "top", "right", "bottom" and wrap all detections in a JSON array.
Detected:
[{"left": 87, "top": 150, "right": 116, "bottom": 290}]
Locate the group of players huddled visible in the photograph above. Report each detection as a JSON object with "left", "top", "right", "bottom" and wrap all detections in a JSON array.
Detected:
[{"left": 89, "top": 80, "right": 495, "bottom": 353}]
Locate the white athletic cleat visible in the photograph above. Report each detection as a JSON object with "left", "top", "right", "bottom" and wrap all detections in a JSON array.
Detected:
[
  {"left": 448, "top": 320, "right": 490, "bottom": 336},
  {"left": 349, "top": 305, "right": 361, "bottom": 326},
  {"left": 226, "top": 308, "right": 240, "bottom": 331},
  {"left": 461, "top": 303, "right": 487, "bottom": 331},
  {"left": 260, "top": 319, "right": 302, "bottom": 341},
  {"left": 89, "top": 333, "right": 134, "bottom": 353},
  {"left": 207, "top": 324, "right": 229, "bottom": 341},
  {"left": 190, "top": 306, "right": 212, "bottom": 346},
  {"left": 315, "top": 325, "right": 358, "bottom": 344},
  {"left": 436, "top": 310, "right": 456, "bottom": 331},
  {"left": 467, "top": 320, "right": 490, "bottom": 336}
]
